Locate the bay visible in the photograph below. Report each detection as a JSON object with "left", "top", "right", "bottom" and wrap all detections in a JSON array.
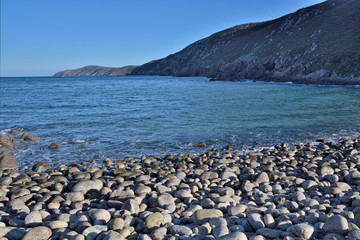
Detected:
[{"left": 1, "top": 75, "right": 359, "bottom": 166}]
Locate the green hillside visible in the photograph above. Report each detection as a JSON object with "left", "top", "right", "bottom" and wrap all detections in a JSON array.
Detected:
[{"left": 132, "top": 0, "right": 360, "bottom": 84}]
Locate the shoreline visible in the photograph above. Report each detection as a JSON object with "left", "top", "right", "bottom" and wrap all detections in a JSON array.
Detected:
[
  {"left": 3, "top": 75, "right": 360, "bottom": 88},
  {"left": 1, "top": 133, "right": 360, "bottom": 239},
  {"left": 2, "top": 128, "right": 360, "bottom": 170}
]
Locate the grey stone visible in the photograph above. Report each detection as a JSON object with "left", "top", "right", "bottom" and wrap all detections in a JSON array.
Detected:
[
  {"left": 0, "top": 227, "right": 26, "bottom": 239},
  {"left": 156, "top": 193, "right": 175, "bottom": 207},
  {"left": 217, "top": 232, "right": 248, "bottom": 240},
  {"left": 302, "top": 180, "right": 318, "bottom": 190},
  {"left": 66, "top": 192, "right": 85, "bottom": 202},
  {"left": 138, "top": 234, "right": 152, "bottom": 240},
  {"left": 213, "top": 224, "right": 229, "bottom": 238},
  {"left": 121, "top": 199, "right": 139, "bottom": 214},
  {"left": 228, "top": 205, "right": 247, "bottom": 216},
  {"left": 200, "top": 171, "right": 218, "bottom": 181},
  {"left": 89, "top": 209, "right": 111, "bottom": 224},
  {"left": 256, "top": 228, "right": 281, "bottom": 238},
  {"left": 22, "top": 226, "right": 52, "bottom": 240},
  {"left": 323, "top": 215, "right": 349, "bottom": 235},
  {"left": 48, "top": 220, "right": 68, "bottom": 229},
  {"left": 135, "top": 185, "right": 152, "bottom": 195},
  {"left": 102, "top": 230, "right": 122, "bottom": 240},
  {"left": 228, "top": 225, "right": 245, "bottom": 232},
  {"left": 323, "top": 233, "right": 346, "bottom": 240},
  {"left": 145, "top": 212, "right": 164, "bottom": 230},
  {"left": 201, "top": 198, "right": 215, "bottom": 208},
  {"left": 294, "top": 191, "right": 306, "bottom": 201},
  {"left": 108, "top": 218, "right": 124, "bottom": 231},
  {"left": 24, "top": 211, "right": 43, "bottom": 227},
  {"left": 255, "top": 172, "right": 269, "bottom": 184},
  {"left": 263, "top": 214, "right": 276, "bottom": 229},
  {"left": 221, "top": 171, "right": 237, "bottom": 180},
  {"left": 277, "top": 220, "right": 292, "bottom": 231},
  {"left": 72, "top": 180, "right": 102, "bottom": 194},
  {"left": 152, "top": 227, "right": 167, "bottom": 240},
  {"left": 0, "top": 135, "right": 15, "bottom": 145},
  {"left": 0, "top": 155, "right": 18, "bottom": 170},
  {"left": 169, "top": 225, "right": 192, "bottom": 236},
  {"left": 193, "top": 209, "right": 224, "bottom": 224},
  {"left": 292, "top": 223, "right": 315, "bottom": 239},
  {"left": 174, "top": 189, "right": 192, "bottom": 198},
  {"left": 248, "top": 213, "right": 265, "bottom": 230},
  {"left": 82, "top": 225, "right": 108, "bottom": 240},
  {"left": 349, "top": 229, "right": 360, "bottom": 240}
]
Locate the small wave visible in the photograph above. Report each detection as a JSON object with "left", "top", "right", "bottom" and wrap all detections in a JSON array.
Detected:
[
  {"left": 243, "top": 80, "right": 255, "bottom": 83},
  {"left": 0, "top": 129, "right": 11, "bottom": 135},
  {"left": 71, "top": 139, "right": 87, "bottom": 144}
]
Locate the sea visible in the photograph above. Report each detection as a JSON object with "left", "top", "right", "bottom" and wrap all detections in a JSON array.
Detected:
[{"left": 1, "top": 75, "right": 360, "bottom": 167}]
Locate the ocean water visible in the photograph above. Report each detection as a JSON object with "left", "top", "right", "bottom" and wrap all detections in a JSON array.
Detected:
[{"left": 1, "top": 75, "right": 360, "bottom": 167}]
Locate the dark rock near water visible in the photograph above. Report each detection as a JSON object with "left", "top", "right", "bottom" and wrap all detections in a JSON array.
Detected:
[
  {"left": 48, "top": 142, "right": 61, "bottom": 149},
  {"left": 21, "top": 132, "right": 39, "bottom": 141},
  {"left": 0, "top": 155, "right": 18, "bottom": 170},
  {"left": 32, "top": 161, "right": 51, "bottom": 172},
  {"left": 0, "top": 135, "right": 16, "bottom": 146},
  {"left": 193, "top": 142, "right": 207, "bottom": 148}
]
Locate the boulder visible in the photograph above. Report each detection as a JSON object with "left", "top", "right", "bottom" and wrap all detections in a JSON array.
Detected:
[
  {"left": 292, "top": 223, "right": 315, "bottom": 239},
  {"left": 82, "top": 225, "right": 108, "bottom": 240},
  {"left": 48, "top": 143, "right": 61, "bottom": 149},
  {"left": 22, "top": 226, "right": 52, "bottom": 240},
  {"left": 0, "top": 155, "right": 18, "bottom": 170},
  {"left": 248, "top": 213, "right": 265, "bottom": 230},
  {"left": 32, "top": 161, "right": 51, "bottom": 172},
  {"left": 193, "top": 142, "right": 206, "bottom": 148},
  {"left": 0, "top": 135, "right": 15, "bottom": 146},
  {"left": 24, "top": 211, "right": 43, "bottom": 227},
  {"left": 89, "top": 209, "right": 111, "bottom": 224},
  {"left": 323, "top": 215, "right": 349, "bottom": 235},
  {"left": 193, "top": 209, "right": 223, "bottom": 224},
  {"left": 217, "top": 232, "right": 248, "bottom": 240},
  {"left": 20, "top": 132, "right": 39, "bottom": 141},
  {"left": 121, "top": 199, "right": 139, "bottom": 214},
  {"left": 145, "top": 212, "right": 164, "bottom": 230},
  {"left": 72, "top": 180, "right": 103, "bottom": 194},
  {"left": 169, "top": 225, "right": 192, "bottom": 236}
]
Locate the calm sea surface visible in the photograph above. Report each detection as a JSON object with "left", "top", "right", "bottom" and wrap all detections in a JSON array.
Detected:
[{"left": 1, "top": 76, "right": 360, "bottom": 166}]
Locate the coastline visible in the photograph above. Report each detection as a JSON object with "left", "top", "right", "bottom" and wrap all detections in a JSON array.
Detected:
[
  {"left": 1, "top": 132, "right": 360, "bottom": 239},
  {"left": 209, "top": 76, "right": 360, "bottom": 87}
]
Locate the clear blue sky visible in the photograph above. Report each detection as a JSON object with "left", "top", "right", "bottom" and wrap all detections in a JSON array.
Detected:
[{"left": 1, "top": 0, "right": 325, "bottom": 77}]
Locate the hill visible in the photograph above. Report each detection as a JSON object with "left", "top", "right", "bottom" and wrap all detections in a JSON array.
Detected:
[
  {"left": 54, "top": 65, "right": 138, "bottom": 77},
  {"left": 131, "top": 0, "right": 360, "bottom": 85}
]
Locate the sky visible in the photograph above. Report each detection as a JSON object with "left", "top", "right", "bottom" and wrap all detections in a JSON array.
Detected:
[{"left": 1, "top": 0, "right": 325, "bottom": 77}]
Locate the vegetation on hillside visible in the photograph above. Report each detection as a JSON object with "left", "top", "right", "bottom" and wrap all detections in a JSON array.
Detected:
[{"left": 132, "top": 0, "right": 360, "bottom": 84}]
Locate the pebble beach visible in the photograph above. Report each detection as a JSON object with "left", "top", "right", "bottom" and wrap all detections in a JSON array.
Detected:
[{"left": 1, "top": 131, "right": 360, "bottom": 240}]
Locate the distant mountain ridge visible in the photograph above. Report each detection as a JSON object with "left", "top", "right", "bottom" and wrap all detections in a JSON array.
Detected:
[
  {"left": 54, "top": 65, "right": 137, "bottom": 77},
  {"left": 131, "top": 0, "right": 360, "bottom": 85},
  {"left": 54, "top": 0, "right": 360, "bottom": 84}
]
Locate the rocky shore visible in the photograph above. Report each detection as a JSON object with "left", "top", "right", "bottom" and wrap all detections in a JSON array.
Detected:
[{"left": 1, "top": 132, "right": 360, "bottom": 240}]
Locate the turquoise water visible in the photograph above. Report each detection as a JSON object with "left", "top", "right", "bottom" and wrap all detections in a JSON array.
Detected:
[{"left": 1, "top": 76, "right": 360, "bottom": 166}]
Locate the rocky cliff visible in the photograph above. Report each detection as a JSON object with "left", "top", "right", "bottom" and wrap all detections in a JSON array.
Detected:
[
  {"left": 131, "top": 0, "right": 360, "bottom": 85},
  {"left": 54, "top": 65, "right": 138, "bottom": 77}
]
